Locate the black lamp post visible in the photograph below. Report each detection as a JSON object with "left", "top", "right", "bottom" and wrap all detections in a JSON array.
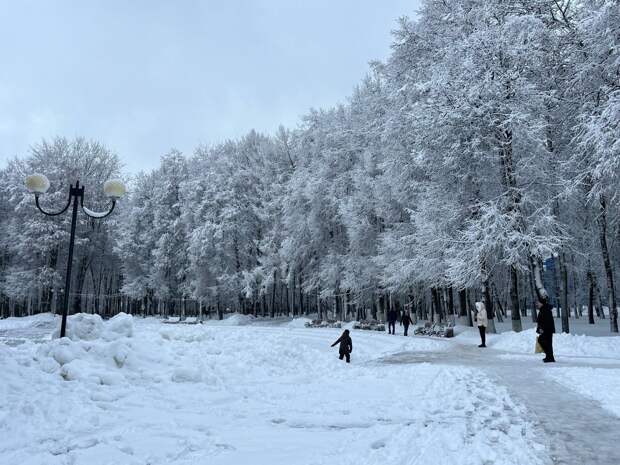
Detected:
[{"left": 25, "top": 175, "right": 126, "bottom": 337}]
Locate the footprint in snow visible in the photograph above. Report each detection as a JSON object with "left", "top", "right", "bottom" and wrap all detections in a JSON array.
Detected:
[{"left": 370, "top": 440, "right": 386, "bottom": 450}]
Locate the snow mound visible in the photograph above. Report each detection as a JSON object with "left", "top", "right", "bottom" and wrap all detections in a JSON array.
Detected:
[
  {"left": 0, "top": 312, "right": 57, "bottom": 331},
  {"left": 53, "top": 313, "right": 104, "bottom": 341},
  {"left": 103, "top": 312, "right": 134, "bottom": 339},
  {"left": 52, "top": 312, "right": 134, "bottom": 341},
  {"left": 208, "top": 313, "right": 256, "bottom": 326},
  {"left": 23, "top": 313, "right": 138, "bottom": 385},
  {"left": 492, "top": 328, "right": 620, "bottom": 358},
  {"left": 286, "top": 317, "right": 312, "bottom": 328},
  {"left": 34, "top": 335, "right": 133, "bottom": 385}
]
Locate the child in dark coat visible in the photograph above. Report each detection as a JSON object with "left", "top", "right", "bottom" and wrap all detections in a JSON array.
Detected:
[{"left": 331, "top": 329, "right": 353, "bottom": 363}]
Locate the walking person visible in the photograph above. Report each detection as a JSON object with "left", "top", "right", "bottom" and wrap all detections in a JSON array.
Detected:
[
  {"left": 475, "top": 302, "right": 487, "bottom": 348},
  {"left": 536, "top": 297, "right": 556, "bottom": 363},
  {"left": 400, "top": 311, "right": 414, "bottom": 336},
  {"left": 387, "top": 308, "right": 398, "bottom": 335},
  {"left": 331, "top": 329, "right": 353, "bottom": 363}
]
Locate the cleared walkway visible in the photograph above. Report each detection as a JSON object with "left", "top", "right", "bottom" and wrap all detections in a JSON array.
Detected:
[{"left": 378, "top": 343, "right": 620, "bottom": 465}]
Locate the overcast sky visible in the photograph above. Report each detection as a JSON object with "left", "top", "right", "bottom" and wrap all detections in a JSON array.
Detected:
[{"left": 0, "top": 1, "right": 419, "bottom": 173}]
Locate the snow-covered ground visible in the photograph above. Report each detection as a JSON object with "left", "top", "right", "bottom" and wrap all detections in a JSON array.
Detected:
[
  {"left": 547, "top": 367, "right": 620, "bottom": 417},
  {"left": 1, "top": 313, "right": 619, "bottom": 465}
]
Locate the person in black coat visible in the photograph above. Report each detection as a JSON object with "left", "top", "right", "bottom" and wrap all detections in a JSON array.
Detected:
[
  {"left": 400, "top": 312, "right": 414, "bottom": 336},
  {"left": 387, "top": 309, "right": 398, "bottom": 335},
  {"left": 331, "top": 329, "right": 353, "bottom": 363},
  {"left": 536, "top": 298, "right": 556, "bottom": 363}
]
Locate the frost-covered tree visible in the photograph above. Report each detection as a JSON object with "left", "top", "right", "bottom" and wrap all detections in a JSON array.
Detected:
[
  {"left": 2, "top": 0, "right": 618, "bottom": 333},
  {"left": 0, "top": 137, "right": 123, "bottom": 317}
]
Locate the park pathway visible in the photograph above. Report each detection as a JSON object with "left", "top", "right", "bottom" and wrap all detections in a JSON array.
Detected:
[{"left": 378, "top": 342, "right": 620, "bottom": 465}]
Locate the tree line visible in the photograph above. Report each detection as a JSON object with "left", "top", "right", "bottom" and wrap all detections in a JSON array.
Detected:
[{"left": 1, "top": 0, "right": 618, "bottom": 333}]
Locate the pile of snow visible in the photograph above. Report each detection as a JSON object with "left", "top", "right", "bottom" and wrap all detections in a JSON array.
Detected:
[
  {"left": 25, "top": 313, "right": 137, "bottom": 385},
  {"left": 492, "top": 328, "right": 620, "bottom": 358},
  {"left": 205, "top": 313, "right": 256, "bottom": 326},
  {"left": 52, "top": 312, "right": 133, "bottom": 341},
  {"left": 52, "top": 313, "right": 104, "bottom": 340},
  {"left": 104, "top": 312, "right": 134, "bottom": 338},
  {"left": 286, "top": 317, "right": 312, "bottom": 328},
  {"left": 0, "top": 312, "right": 57, "bottom": 331}
]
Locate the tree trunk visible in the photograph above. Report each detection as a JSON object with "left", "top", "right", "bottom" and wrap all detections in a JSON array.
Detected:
[
  {"left": 379, "top": 293, "right": 387, "bottom": 322},
  {"left": 597, "top": 196, "right": 618, "bottom": 332},
  {"left": 458, "top": 289, "right": 467, "bottom": 318},
  {"left": 285, "top": 282, "right": 290, "bottom": 316},
  {"left": 431, "top": 288, "right": 442, "bottom": 323},
  {"left": 572, "top": 276, "right": 580, "bottom": 319},
  {"left": 270, "top": 270, "right": 276, "bottom": 318},
  {"left": 531, "top": 257, "right": 548, "bottom": 303},
  {"left": 587, "top": 270, "right": 596, "bottom": 325},
  {"left": 528, "top": 263, "right": 538, "bottom": 323},
  {"left": 335, "top": 295, "right": 342, "bottom": 321},
  {"left": 552, "top": 257, "right": 561, "bottom": 318},
  {"left": 558, "top": 252, "right": 570, "bottom": 333},
  {"left": 71, "top": 257, "right": 89, "bottom": 314},
  {"left": 596, "top": 279, "right": 605, "bottom": 319},
  {"left": 510, "top": 265, "right": 522, "bottom": 332},
  {"left": 299, "top": 273, "right": 304, "bottom": 317},
  {"left": 465, "top": 289, "right": 473, "bottom": 327}
]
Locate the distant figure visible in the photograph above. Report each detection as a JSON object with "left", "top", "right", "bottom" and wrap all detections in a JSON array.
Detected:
[
  {"left": 331, "top": 329, "right": 353, "bottom": 363},
  {"left": 475, "top": 302, "right": 487, "bottom": 347},
  {"left": 400, "top": 311, "right": 414, "bottom": 336},
  {"left": 536, "top": 298, "right": 556, "bottom": 363},
  {"left": 387, "top": 308, "right": 398, "bottom": 335}
]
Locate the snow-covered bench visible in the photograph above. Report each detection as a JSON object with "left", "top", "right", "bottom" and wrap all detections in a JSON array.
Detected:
[
  {"left": 414, "top": 322, "right": 454, "bottom": 338},
  {"left": 162, "top": 317, "right": 200, "bottom": 325},
  {"left": 304, "top": 319, "right": 342, "bottom": 329},
  {"left": 353, "top": 320, "right": 385, "bottom": 331}
]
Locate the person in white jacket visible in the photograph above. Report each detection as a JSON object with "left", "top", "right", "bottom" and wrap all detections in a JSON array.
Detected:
[{"left": 475, "top": 301, "right": 488, "bottom": 348}]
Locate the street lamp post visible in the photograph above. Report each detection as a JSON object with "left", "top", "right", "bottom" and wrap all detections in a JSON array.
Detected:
[{"left": 25, "top": 175, "right": 126, "bottom": 337}]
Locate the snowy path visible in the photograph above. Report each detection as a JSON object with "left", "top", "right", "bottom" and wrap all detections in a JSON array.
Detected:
[{"left": 378, "top": 341, "right": 620, "bottom": 465}]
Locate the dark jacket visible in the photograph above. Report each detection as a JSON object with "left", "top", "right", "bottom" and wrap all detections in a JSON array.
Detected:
[
  {"left": 400, "top": 314, "right": 413, "bottom": 326},
  {"left": 387, "top": 310, "right": 398, "bottom": 323},
  {"left": 537, "top": 302, "right": 556, "bottom": 336},
  {"left": 331, "top": 333, "right": 353, "bottom": 354}
]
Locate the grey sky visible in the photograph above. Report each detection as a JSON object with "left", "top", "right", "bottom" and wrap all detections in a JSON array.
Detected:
[{"left": 0, "top": 1, "right": 419, "bottom": 173}]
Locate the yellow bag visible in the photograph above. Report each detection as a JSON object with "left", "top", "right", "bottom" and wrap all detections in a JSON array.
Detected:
[{"left": 535, "top": 337, "right": 544, "bottom": 354}]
